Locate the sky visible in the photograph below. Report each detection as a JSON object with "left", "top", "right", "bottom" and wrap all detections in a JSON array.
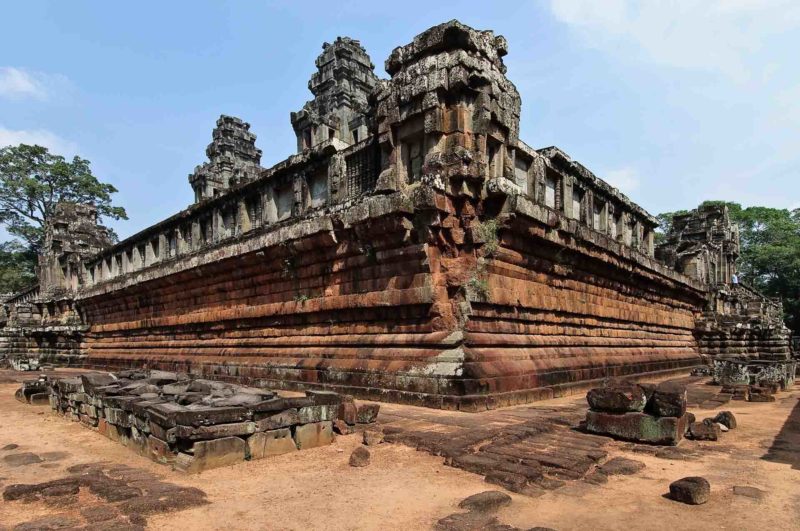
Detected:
[{"left": 1, "top": 0, "right": 798, "bottom": 241}]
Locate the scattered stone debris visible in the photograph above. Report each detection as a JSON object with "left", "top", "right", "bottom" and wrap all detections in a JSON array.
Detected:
[
  {"left": 585, "top": 380, "right": 690, "bottom": 445},
  {"left": 458, "top": 491, "right": 512, "bottom": 513},
  {"left": 2, "top": 452, "right": 43, "bottom": 467},
  {"left": 27, "top": 370, "right": 377, "bottom": 473},
  {"left": 349, "top": 446, "right": 370, "bottom": 467},
  {"left": 668, "top": 477, "right": 711, "bottom": 505},
  {"left": 3, "top": 462, "right": 207, "bottom": 530},
  {"left": 732, "top": 486, "right": 766, "bottom": 501}
]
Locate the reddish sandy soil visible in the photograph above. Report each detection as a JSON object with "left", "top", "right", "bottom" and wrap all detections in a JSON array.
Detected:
[{"left": 1, "top": 372, "right": 798, "bottom": 530}]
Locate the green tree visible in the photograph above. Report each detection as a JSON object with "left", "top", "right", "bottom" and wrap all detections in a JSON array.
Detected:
[
  {"left": 0, "top": 144, "right": 127, "bottom": 252},
  {"left": 0, "top": 241, "right": 37, "bottom": 294},
  {"left": 657, "top": 201, "right": 800, "bottom": 334}
]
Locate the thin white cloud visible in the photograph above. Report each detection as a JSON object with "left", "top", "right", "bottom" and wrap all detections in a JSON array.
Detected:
[
  {"left": 602, "top": 167, "right": 640, "bottom": 194},
  {"left": 0, "top": 67, "right": 48, "bottom": 100},
  {"left": 0, "top": 125, "right": 77, "bottom": 156},
  {"left": 548, "top": 0, "right": 800, "bottom": 82}
]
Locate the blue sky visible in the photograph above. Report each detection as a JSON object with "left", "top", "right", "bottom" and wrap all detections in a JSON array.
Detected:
[{"left": 2, "top": 1, "right": 798, "bottom": 241}]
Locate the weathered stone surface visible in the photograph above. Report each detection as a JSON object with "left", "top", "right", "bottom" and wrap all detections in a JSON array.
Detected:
[
  {"left": 338, "top": 400, "right": 358, "bottom": 425},
  {"left": 586, "top": 411, "right": 688, "bottom": 445},
  {"left": 293, "top": 421, "right": 334, "bottom": 450},
  {"left": 333, "top": 418, "right": 354, "bottom": 435},
  {"left": 187, "top": 437, "right": 246, "bottom": 472},
  {"left": 3, "top": 452, "right": 43, "bottom": 467},
  {"left": 598, "top": 457, "right": 645, "bottom": 476},
  {"left": 732, "top": 486, "right": 766, "bottom": 500},
  {"left": 349, "top": 446, "right": 370, "bottom": 467},
  {"left": 363, "top": 427, "right": 384, "bottom": 446},
  {"left": 687, "top": 420, "right": 720, "bottom": 441},
  {"left": 587, "top": 384, "right": 647, "bottom": 413},
  {"left": 356, "top": 404, "right": 380, "bottom": 424},
  {"left": 458, "top": 491, "right": 512, "bottom": 513},
  {"left": 650, "top": 382, "right": 687, "bottom": 417},
  {"left": 669, "top": 477, "right": 710, "bottom": 505},
  {"left": 247, "top": 429, "right": 297, "bottom": 460}
]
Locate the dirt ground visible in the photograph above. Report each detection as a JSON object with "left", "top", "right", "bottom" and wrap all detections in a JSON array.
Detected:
[{"left": 1, "top": 374, "right": 799, "bottom": 531}]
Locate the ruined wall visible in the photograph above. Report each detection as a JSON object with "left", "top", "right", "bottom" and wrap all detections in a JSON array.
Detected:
[
  {"left": 656, "top": 204, "right": 791, "bottom": 362},
  {"left": 3, "top": 21, "right": 718, "bottom": 409}
]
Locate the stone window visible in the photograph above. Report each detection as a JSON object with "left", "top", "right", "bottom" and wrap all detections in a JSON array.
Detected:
[
  {"left": 114, "top": 255, "right": 122, "bottom": 276},
  {"left": 611, "top": 211, "right": 621, "bottom": 240},
  {"left": 221, "top": 206, "right": 236, "bottom": 237},
  {"left": 275, "top": 184, "right": 293, "bottom": 221},
  {"left": 544, "top": 174, "right": 557, "bottom": 209},
  {"left": 352, "top": 129, "right": 359, "bottom": 143},
  {"left": 168, "top": 231, "right": 178, "bottom": 257},
  {"left": 245, "top": 194, "right": 262, "bottom": 229},
  {"left": 309, "top": 169, "right": 327, "bottom": 208},
  {"left": 571, "top": 187, "right": 584, "bottom": 221},
  {"left": 328, "top": 127, "right": 335, "bottom": 141},
  {"left": 200, "top": 217, "right": 213, "bottom": 245},
  {"left": 137, "top": 244, "right": 147, "bottom": 267},
  {"left": 514, "top": 155, "right": 529, "bottom": 194},
  {"left": 303, "top": 129, "right": 312, "bottom": 150},
  {"left": 180, "top": 224, "right": 192, "bottom": 251},
  {"left": 125, "top": 249, "right": 133, "bottom": 272},
  {"left": 150, "top": 238, "right": 160, "bottom": 260},
  {"left": 403, "top": 138, "right": 424, "bottom": 184},
  {"left": 593, "top": 200, "right": 605, "bottom": 231}
]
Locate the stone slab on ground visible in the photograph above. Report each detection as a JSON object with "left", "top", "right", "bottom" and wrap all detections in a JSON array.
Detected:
[
  {"left": 247, "top": 428, "right": 297, "bottom": 459},
  {"left": 585, "top": 410, "right": 689, "bottom": 445}
]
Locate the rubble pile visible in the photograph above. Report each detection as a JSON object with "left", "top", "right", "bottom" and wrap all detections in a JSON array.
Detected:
[
  {"left": 713, "top": 358, "right": 797, "bottom": 403},
  {"left": 585, "top": 380, "right": 691, "bottom": 445},
  {"left": 43, "top": 370, "right": 379, "bottom": 473},
  {"left": 14, "top": 375, "right": 50, "bottom": 405}
]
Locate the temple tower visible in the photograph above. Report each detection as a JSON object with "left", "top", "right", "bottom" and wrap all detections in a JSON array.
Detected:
[
  {"left": 189, "top": 115, "right": 263, "bottom": 203},
  {"left": 291, "top": 37, "right": 379, "bottom": 152}
]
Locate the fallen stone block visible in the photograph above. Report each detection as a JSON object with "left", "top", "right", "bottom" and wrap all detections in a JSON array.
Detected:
[
  {"left": 669, "top": 476, "right": 710, "bottom": 505},
  {"left": 356, "top": 404, "right": 380, "bottom": 424},
  {"left": 363, "top": 427, "right": 384, "bottom": 446},
  {"left": 28, "top": 393, "right": 50, "bottom": 406},
  {"left": 732, "top": 485, "right": 766, "bottom": 500},
  {"left": 349, "top": 446, "right": 370, "bottom": 467},
  {"left": 297, "top": 404, "right": 339, "bottom": 424},
  {"left": 333, "top": 419, "right": 354, "bottom": 435},
  {"left": 458, "top": 490, "right": 512, "bottom": 513},
  {"left": 293, "top": 421, "right": 334, "bottom": 450},
  {"left": 587, "top": 383, "right": 647, "bottom": 413},
  {"left": 687, "top": 420, "right": 720, "bottom": 441},
  {"left": 598, "top": 457, "right": 645, "bottom": 476},
  {"left": 585, "top": 410, "right": 689, "bottom": 445},
  {"left": 247, "top": 429, "right": 297, "bottom": 459},
  {"left": 650, "top": 382, "right": 687, "bottom": 417},
  {"left": 338, "top": 399, "right": 358, "bottom": 425}
]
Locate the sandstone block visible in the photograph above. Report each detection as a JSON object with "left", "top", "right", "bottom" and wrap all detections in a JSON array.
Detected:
[
  {"left": 586, "top": 384, "right": 646, "bottom": 413},
  {"left": 687, "top": 420, "right": 720, "bottom": 441},
  {"left": 333, "top": 419, "right": 354, "bottom": 435},
  {"left": 598, "top": 457, "right": 645, "bottom": 476},
  {"left": 247, "top": 429, "right": 297, "bottom": 460},
  {"left": 458, "top": 491, "right": 512, "bottom": 513},
  {"left": 339, "top": 400, "right": 358, "bottom": 425},
  {"left": 356, "top": 404, "right": 380, "bottom": 424},
  {"left": 188, "top": 436, "right": 246, "bottom": 472},
  {"left": 293, "top": 421, "right": 334, "bottom": 450},
  {"left": 147, "top": 435, "right": 176, "bottom": 464},
  {"left": 174, "top": 421, "right": 257, "bottom": 441},
  {"left": 650, "top": 382, "right": 687, "bottom": 417},
  {"left": 713, "top": 411, "right": 737, "bottom": 429},
  {"left": 363, "top": 428, "right": 384, "bottom": 446},
  {"left": 254, "top": 409, "right": 300, "bottom": 431},
  {"left": 585, "top": 411, "right": 688, "bottom": 445},
  {"left": 669, "top": 477, "right": 710, "bottom": 505},
  {"left": 297, "top": 404, "right": 338, "bottom": 424},
  {"left": 349, "top": 446, "right": 370, "bottom": 467}
]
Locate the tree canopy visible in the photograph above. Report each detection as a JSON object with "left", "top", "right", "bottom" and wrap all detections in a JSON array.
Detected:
[
  {"left": 658, "top": 200, "right": 800, "bottom": 334},
  {"left": 0, "top": 144, "right": 127, "bottom": 252},
  {"left": 0, "top": 241, "right": 37, "bottom": 295}
]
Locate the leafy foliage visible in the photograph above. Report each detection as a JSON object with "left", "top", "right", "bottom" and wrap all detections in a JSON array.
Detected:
[
  {"left": 0, "top": 144, "right": 127, "bottom": 252},
  {"left": 0, "top": 241, "right": 36, "bottom": 294},
  {"left": 658, "top": 200, "right": 800, "bottom": 333}
]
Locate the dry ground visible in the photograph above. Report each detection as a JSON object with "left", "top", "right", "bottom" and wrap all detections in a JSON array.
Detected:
[{"left": 1, "top": 371, "right": 798, "bottom": 531}]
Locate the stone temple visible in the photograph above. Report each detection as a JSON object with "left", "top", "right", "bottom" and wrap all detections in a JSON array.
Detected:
[{"left": 0, "top": 21, "right": 792, "bottom": 410}]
